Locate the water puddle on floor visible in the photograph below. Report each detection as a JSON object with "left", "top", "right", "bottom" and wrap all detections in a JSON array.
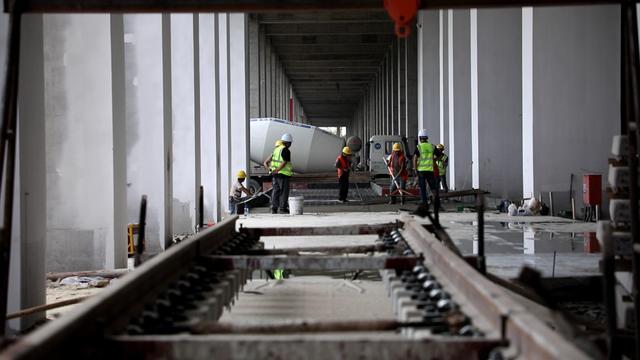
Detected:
[{"left": 446, "top": 221, "right": 599, "bottom": 255}]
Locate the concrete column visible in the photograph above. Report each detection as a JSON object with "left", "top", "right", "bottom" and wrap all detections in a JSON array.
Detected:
[
  {"left": 440, "top": 10, "right": 447, "bottom": 147},
  {"left": 397, "top": 38, "right": 402, "bottom": 136},
  {"left": 531, "top": 5, "right": 620, "bottom": 212},
  {"left": 110, "top": 14, "right": 128, "bottom": 269},
  {"left": 170, "top": 14, "right": 196, "bottom": 235},
  {"left": 162, "top": 14, "right": 174, "bottom": 246},
  {"left": 476, "top": 9, "right": 522, "bottom": 198},
  {"left": 124, "top": 14, "right": 171, "bottom": 252},
  {"left": 265, "top": 39, "right": 271, "bottom": 116},
  {"left": 274, "top": 61, "right": 280, "bottom": 118},
  {"left": 452, "top": 10, "right": 472, "bottom": 190},
  {"left": 417, "top": 10, "right": 441, "bottom": 141},
  {"left": 391, "top": 47, "right": 396, "bottom": 136},
  {"left": 9, "top": 13, "right": 46, "bottom": 333},
  {"left": 259, "top": 29, "right": 266, "bottom": 117},
  {"left": 229, "top": 13, "right": 250, "bottom": 176},
  {"left": 198, "top": 14, "right": 221, "bottom": 222},
  {"left": 43, "top": 14, "right": 123, "bottom": 271},
  {"left": 445, "top": 10, "right": 454, "bottom": 188},
  {"left": 522, "top": 7, "right": 534, "bottom": 198},
  {"left": 248, "top": 14, "right": 260, "bottom": 119},
  {"left": 407, "top": 32, "right": 418, "bottom": 139},
  {"left": 218, "top": 13, "right": 232, "bottom": 211}
]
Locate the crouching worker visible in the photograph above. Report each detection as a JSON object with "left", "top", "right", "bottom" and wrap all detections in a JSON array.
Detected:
[{"left": 229, "top": 170, "right": 253, "bottom": 215}]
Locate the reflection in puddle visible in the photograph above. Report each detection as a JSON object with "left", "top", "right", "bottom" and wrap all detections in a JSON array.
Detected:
[{"left": 451, "top": 221, "right": 598, "bottom": 255}]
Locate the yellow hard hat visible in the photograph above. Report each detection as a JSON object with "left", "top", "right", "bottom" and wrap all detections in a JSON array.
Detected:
[
  {"left": 236, "top": 170, "right": 247, "bottom": 179},
  {"left": 437, "top": 143, "right": 445, "bottom": 150},
  {"left": 342, "top": 146, "right": 352, "bottom": 155},
  {"left": 275, "top": 140, "right": 284, "bottom": 146},
  {"left": 392, "top": 143, "right": 401, "bottom": 152}
]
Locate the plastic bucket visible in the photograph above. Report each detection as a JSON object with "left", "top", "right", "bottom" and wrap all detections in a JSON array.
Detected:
[{"left": 288, "top": 196, "right": 304, "bottom": 215}]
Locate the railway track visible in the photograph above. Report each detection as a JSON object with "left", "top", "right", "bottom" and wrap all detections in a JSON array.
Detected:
[{"left": 0, "top": 215, "right": 592, "bottom": 359}]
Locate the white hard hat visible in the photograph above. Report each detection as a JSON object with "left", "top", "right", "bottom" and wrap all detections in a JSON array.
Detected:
[
  {"left": 418, "top": 129, "right": 428, "bottom": 138},
  {"left": 281, "top": 133, "right": 293, "bottom": 142}
]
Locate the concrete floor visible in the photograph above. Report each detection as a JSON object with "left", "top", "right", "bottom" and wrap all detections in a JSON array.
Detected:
[
  {"left": 223, "top": 205, "right": 600, "bottom": 324},
  {"left": 237, "top": 203, "right": 599, "bottom": 279}
]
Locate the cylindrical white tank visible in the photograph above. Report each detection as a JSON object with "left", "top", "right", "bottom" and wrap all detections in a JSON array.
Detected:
[{"left": 250, "top": 118, "right": 346, "bottom": 174}]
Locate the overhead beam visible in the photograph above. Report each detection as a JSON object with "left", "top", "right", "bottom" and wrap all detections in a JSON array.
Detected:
[
  {"left": 8, "top": 0, "right": 621, "bottom": 13},
  {"left": 4, "top": 0, "right": 621, "bottom": 13},
  {"left": 200, "top": 255, "right": 419, "bottom": 271},
  {"left": 279, "top": 53, "right": 385, "bottom": 61},
  {"left": 265, "top": 34, "right": 395, "bottom": 45},
  {"left": 264, "top": 23, "right": 393, "bottom": 36},
  {"left": 258, "top": 11, "right": 390, "bottom": 24}
]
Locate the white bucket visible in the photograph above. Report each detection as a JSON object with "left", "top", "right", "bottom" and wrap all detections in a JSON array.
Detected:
[{"left": 288, "top": 196, "right": 304, "bottom": 215}]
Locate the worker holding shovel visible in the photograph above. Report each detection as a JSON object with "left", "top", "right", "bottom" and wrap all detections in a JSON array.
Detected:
[{"left": 386, "top": 143, "right": 409, "bottom": 205}]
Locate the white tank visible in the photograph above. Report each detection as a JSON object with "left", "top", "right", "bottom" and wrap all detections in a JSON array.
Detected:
[{"left": 250, "top": 118, "right": 346, "bottom": 174}]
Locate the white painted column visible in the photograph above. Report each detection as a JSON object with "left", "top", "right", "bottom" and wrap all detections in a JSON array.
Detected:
[
  {"left": 161, "top": 14, "right": 174, "bottom": 246},
  {"left": 522, "top": 7, "right": 534, "bottom": 198},
  {"left": 10, "top": 13, "right": 47, "bottom": 332},
  {"left": 229, "top": 13, "right": 250, "bottom": 176},
  {"left": 470, "top": 9, "right": 479, "bottom": 189},
  {"left": 218, "top": 14, "right": 232, "bottom": 212},
  {"left": 447, "top": 10, "right": 455, "bottom": 189},
  {"left": 43, "top": 14, "right": 122, "bottom": 271},
  {"left": 439, "top": 10, "right": 445, "bottom": 144},
  {"left": 198, "top": 14, "right": 220, "bottom": 223},
  {"left": 171, "top": 14, "right": 196, "bottom": 235},
  {"left": 124, "top": 14, "right": 171, "bottom": 252},
  {"left": 110, "top": 14, "right": 128, "bottom": 269}
]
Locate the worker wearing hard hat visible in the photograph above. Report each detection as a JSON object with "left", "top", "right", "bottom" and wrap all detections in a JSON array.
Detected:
[
  {"left": 412, "top": 129, "right": 443, "bottom": 208},
  {"left": 435, "top": 144, "right": 449, "bottom": 193},
  {"left": 335, "top": 146, "right": 352, "bottom": 203},
  {"left": 263, "top": 133, "right": 293, "bottom": 214},
  {"left": 228, "top": 170, "right": 254, "bottom": 215},
  {"left": 387, "top": 143, "right": 408, "bottom": 205}
]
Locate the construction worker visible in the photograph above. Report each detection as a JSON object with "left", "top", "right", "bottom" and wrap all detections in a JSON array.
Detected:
[
  {"left": 335, "top": 146, "right": 352, "bottom": 203},
  {"left": 228, "top": 170, "right": 253, "bottom": 215},
  {"left": 412, "top": 129, "right": 442, "bottom": 208},
  {"left": 436, "top": 144, "right": 449, "bottom": 193},
  {"left": 387, "top": 142, "right": 408, "bottom": 205},
  {"left": 263, "top": 133, "right": 293, "bottom": 214}
]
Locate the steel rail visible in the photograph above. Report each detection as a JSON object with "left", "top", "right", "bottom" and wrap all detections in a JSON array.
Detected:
[
  {"left": 0, "top": 216, "right": 240, "bottom": 360},
  {"left": 400, "top": 217, "right": 594, "bottom": 359}
]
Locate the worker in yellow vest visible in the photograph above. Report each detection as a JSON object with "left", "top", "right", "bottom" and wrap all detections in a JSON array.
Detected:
[
  {"left": 263, "top": 133, "right": 293, "bottom": 214},
  {"left": 436, "top": 144, "right": 449, "bottom": 193},
  {"left": 412, "top": 129, "right": 442, "bottom": 208}
]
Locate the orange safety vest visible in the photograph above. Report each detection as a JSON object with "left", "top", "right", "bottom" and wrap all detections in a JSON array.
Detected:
[
  {"left": 388, "top": 152, "right": 408, "bottom": 181},
  {"left": 336, "top": 155, "right": 350, "bottom": 179}
]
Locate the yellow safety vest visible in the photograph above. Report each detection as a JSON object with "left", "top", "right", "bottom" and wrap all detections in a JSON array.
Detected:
[
  {"left": 270, "top": 145, "right": 293, "bottom": 176},
  {"left": 436, "top": 154, "right": 448, "bottom": 175},
  {"left": 416, "top": 142, "right": 434, "bottom": 172}
]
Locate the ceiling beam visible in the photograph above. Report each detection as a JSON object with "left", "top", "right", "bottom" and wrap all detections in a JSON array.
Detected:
[
  {"left": 265, "top": 34, "right": 395, "bottom": 45},
  {"left": 264, "top": 22, "right": 393, "bottom": 36},
  {"left": 258, "top": 11, "right": 390, "bottom": 24},
  {"left": 12, "top": 0, "right": 621, "bottom": 13}
]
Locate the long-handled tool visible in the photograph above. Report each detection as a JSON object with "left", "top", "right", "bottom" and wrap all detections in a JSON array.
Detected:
[{"left": 383, "top": 156, "right": 415, "bottom": 198}]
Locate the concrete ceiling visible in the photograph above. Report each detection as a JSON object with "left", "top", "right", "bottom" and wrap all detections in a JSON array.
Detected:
[{"left": 259, "top": 11, "right": 395, "bottom": 127}]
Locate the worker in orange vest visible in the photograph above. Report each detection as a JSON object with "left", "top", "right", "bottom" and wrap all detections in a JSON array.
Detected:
[
  {"left": 335, "top": 146, "right": 352, "bottom": 203},
  {"left": 387, "top": 142, "right": 408, "bottom": 205}
]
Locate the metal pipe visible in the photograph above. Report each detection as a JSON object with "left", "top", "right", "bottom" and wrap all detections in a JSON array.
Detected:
[
  {"left": 198, "top": 185, "right": 204, "bottom": 230},
  {"left": 476, "top": 193, "right": 485, "bottom": 274},
  {"left": 0, "top": 5, "right": 23, "bottom": 338},
  {"left": 134, "top": 195, "right": 147, "bottom": 267},
  {"left": 623, "top": 2, "right": 640, "bottom": 359},
  {"left": 602, "top": 222, "right": 618, "bottom": 360}
]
